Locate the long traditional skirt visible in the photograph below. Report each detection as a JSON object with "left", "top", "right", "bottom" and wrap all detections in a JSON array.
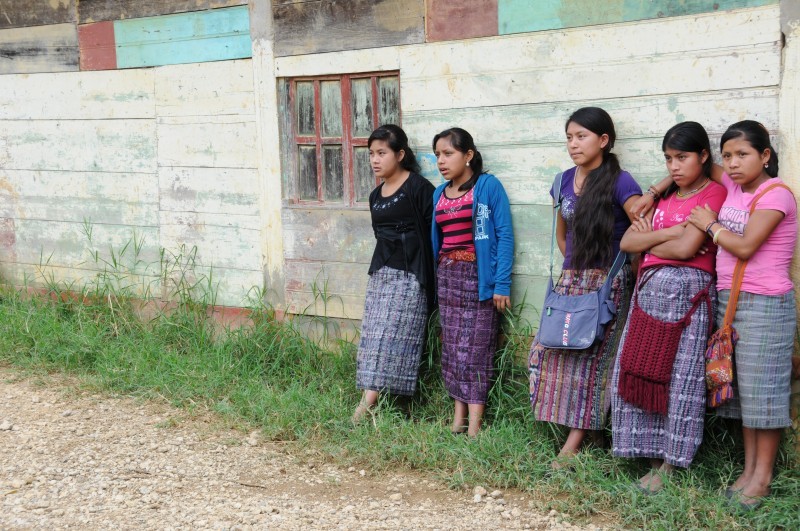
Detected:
[
  {"left": 438, "top": 259, "right": 500, "bottom": 404},
  {"left": 529, "top": 265, "right": 633, "bottom": 430},
  {"left": 356, "top": 267, "right": 428, "bottom": 396},
  {"left": 714, "top": 289, "right": 795, "bottom": 429},
  {"left": 611, "top": 266, "right": 714, "bottom": 467}
]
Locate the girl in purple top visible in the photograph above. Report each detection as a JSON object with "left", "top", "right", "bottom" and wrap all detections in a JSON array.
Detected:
[{"left": 529, "top": 107, "right": 642, "bottom": 469}]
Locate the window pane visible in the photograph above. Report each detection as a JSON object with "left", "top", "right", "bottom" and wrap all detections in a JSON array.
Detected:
[
  {"left": 322, "top": 146, "right": 344, "bottom": 201},
  {"left": 320, "top": 81, "right": 342, "bottom": 137},
  {"left": 298, "top": 145, "right": 318, "bottom": 200},
  {"left": 378, "top": 76, "right": 400, "bottom": 126},
  {"left": 353, "top": 146, "right": 374, "bottom": 203},
  {"left": 351, "top": 78, "right": 373, "bottom": 137},
  {"left": 296, "top": 81, "right": 315, "bottom": 136}
]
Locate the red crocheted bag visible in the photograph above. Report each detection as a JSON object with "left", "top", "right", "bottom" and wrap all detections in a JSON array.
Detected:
[{"left": 618, "top": 268, "right": 712, "bottom": 415}]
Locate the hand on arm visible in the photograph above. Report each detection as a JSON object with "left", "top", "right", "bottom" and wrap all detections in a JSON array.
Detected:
[
  {"left": 688, "top": 205, "right": 785, "bottom": 260},
  {"left": 629, "top": 177, "right": 673, "bottom": 219}
]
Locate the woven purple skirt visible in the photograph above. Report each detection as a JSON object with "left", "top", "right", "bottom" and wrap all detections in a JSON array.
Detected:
[{"left": 437, "top": 258, "right": 500, "bottom": 405}]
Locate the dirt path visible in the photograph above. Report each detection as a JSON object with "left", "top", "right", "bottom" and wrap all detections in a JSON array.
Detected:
[{"left": 0, "top": 369, "right": 598, "bottom": 530}]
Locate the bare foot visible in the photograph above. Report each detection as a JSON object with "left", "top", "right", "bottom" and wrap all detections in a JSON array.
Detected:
[
  {"left": 351, "top": 403, "right": 369, "bottom": 424},
  {"left": 551, "top": 450, "right": 578, "bottom": 471},
  {"left": 639, "top": 471, "right": 665, "bottom": 494},
  {"left": 728, "top": 473, "right": 752, "bottom": 496}
]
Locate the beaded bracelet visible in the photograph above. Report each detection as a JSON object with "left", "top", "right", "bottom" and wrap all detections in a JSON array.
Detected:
[
  {"left": 712, "top": 227, "right": 726, "bottom": 244},
  {"left": 646, "top": 186, "right": 659, "bottom": 198}
]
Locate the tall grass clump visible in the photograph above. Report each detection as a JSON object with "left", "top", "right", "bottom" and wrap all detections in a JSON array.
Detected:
[{"left": 0, "top": 228, "right": 797, "bottom": 529}]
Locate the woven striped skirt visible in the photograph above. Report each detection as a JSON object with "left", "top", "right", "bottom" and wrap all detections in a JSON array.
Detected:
[
  {"left": 611, "top": 266, "right": 715, "bottom": 467},
  {"left": 356, "top": 267, "right": 428, "bottom": 396},
  {"left": 529, "top": 265, "right": 633, "bottom": 430},
  {"left": 714, "top": 289, "right": 795, "bottom": 429},
  {"left": 438, "top": 258, "right": 500, "bottom": 405}
]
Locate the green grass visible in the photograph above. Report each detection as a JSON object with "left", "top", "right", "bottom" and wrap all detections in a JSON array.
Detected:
[{"left": 0, "top": 271, "right": 798, "bottom": 529}]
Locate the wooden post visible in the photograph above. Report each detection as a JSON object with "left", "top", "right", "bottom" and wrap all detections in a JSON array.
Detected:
[
  {"left": 250, "top": 0, "right": 286, "bottom": 310},
  {"left": 779, "top": 0, "right": 800, "bottom": 450}
]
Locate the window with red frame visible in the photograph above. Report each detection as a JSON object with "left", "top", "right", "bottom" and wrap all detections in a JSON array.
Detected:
[{"left": 289, "top": 72, "right": 400, "bottom": 205}]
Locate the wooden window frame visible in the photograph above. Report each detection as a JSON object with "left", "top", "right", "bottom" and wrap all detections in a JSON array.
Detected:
[{"left": 288, "top": 71, "right": 401, "bottom": 207}]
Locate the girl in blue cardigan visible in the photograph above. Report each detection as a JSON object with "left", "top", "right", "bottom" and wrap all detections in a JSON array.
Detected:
[{"left": 431, "top": 127, "right": 514, "bottom": 437}]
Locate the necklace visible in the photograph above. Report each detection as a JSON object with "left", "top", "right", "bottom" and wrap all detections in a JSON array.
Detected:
[
  {"left": 573, "top": 167, "right": 584, "bottom": 195},
  {"left": 676, "top": 178, "right": 709, "bottom": 197}
]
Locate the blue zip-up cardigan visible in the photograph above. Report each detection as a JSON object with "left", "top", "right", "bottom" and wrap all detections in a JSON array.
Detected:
[{"left": 431, "top": 173, "right": 515, "bottom": 301}]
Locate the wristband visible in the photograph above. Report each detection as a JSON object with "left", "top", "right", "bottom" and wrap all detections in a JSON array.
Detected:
[
  {"left": 712, "top": 227, "right": 726, "bottom": 244},
  {"left": 705, "top": 221, "right": 717, "bottom": 237}
]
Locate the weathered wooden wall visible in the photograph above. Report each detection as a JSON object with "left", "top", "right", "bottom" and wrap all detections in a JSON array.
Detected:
[
  {"left": 77, "top": 0, "right": 247, "bottom": 23},
  {"left": 275, "top": 3, "right": 782, "bottom": 323},
  {"left": 0, "top": 58, "right": 261, "bottom": 306},
  {"left": 778, "top": 0, "right": 800, "bottom": 439},
  {"left": 0, "top": 0, "right": 75, "bottom": 29},
  {"left": 0, "top": 0, "right": 793, "bottom": 329},
  {"left": 272, "top": 0, "right": 425, "bottom": 56}
]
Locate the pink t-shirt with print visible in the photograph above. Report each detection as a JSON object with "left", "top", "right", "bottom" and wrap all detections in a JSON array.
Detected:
[
  {"left": 643, "top": 181, "right": 727, "bottom": 275},
  {"left": 716, "top": 173, "right": 797, "bottom": 295}
]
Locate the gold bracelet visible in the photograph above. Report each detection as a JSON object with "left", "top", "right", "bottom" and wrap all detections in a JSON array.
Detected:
[{"left": 712, "top": 226, "right": 726, "bottom": 244}]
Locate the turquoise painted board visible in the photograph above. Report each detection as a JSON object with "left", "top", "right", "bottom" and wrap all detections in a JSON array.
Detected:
[
  {"left": 499, "top": 0, "right": 776, "bottom": 35},
  {"left": 114, "top": 6, "right": 251, "bottom": 69}
]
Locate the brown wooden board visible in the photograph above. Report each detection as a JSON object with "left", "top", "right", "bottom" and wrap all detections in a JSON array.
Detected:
[
  {"left": 77, "top": 0, "right": 247, "bottom": 23},
  {"left": 426, "top": 0, "right": 498, "bottom": 42},
  {"left": 0, "top": 0, "right": 76, "bottom": 30},
  {"left": 0, "top": 23, "right": 79, "bottom": 74},
  {"left": 273, "top": 0, "right": 425, "bottom": 56},
  {"left": 78, "top": 21, "right": 116, "bottom": 70}
]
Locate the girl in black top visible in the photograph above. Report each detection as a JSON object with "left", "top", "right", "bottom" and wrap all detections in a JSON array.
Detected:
[{"left": 352, "top": 125, "right": 435, "bottom": 422}]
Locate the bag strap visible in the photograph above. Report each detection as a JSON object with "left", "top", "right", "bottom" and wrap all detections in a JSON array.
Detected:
[
  {"left": 632, "top": 265, "right": 713, "bottom": 329},
  {"left": 548, "top": 170, "right": 624, "bottom": 286},
  {"left": 722, "top": 182, "right": 791, "bottom": 327},
  {"left": 548, "top": 171, "right": 564, "bottom": 282}
]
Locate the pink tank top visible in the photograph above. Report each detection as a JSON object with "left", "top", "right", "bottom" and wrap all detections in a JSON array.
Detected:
[{"left": 435, "top": 188, "right": 475, "bottom": 254}]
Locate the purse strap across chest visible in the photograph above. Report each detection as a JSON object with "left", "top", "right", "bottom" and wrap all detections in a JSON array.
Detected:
[{"left": 549, "top": 171, "right": 625, "bottom": 287}]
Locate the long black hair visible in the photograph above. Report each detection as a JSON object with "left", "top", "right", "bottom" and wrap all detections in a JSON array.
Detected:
[
  {"left": 661, "top": 121, "right": 713, "bottom": 197},
  {"left": 568, "top": 107, "right": 622, "bottom": 270},
  {"left": 720, "top": 120, "right": 779, "bottom": 177},
  {"left": 368, "top": 124, "right": 421, "bottom": 174},
  {"left": 432, "top": 127, "right": 485, "bottom": 192}
]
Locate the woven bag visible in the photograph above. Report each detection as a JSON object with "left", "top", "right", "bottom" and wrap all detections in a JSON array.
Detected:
[{"left": 618, "top": 267, "right": 712, "bottom": 415}]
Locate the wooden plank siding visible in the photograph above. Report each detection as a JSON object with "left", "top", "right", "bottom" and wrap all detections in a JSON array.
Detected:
[
  {"left": 0, "top": 0, "right": 75, "bottom": 30},
  {"left": 77, "top": 0, "right": 247, "bottom": 23},
  {"left": 113, "top": 6, "right": 252, "bottom": 69},
  {"left": 154, "top": 59, "right": 263, "bottom": 307},
  {"left": 0, "top": 58, "right": 263, "bottom": 307},
  {"left": 498, "top": 0, "right": 777, "bottom": 35},
  {"left": 0, "top": 23, "right": 79, "bottom": 74},
  {"left": 426, "top": 0, "right": 498, "bottom": 42},
  {"left": 274, "top": 4, "right": 782, "bottom": 326},
  {"left": 78, "top": 21, "right": 117, "bottom": 70},
  {"left": 273, "top": 0, "right": 425, "bottom": 57}
]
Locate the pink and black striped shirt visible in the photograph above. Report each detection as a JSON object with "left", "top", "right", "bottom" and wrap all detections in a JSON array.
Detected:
[{"left": 435, "top": 188, "right": 475, "bottom": 254}]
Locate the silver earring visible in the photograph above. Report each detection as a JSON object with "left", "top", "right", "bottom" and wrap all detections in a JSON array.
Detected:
[
  {"left": 764, "top": 162, "right": 769, "bottom": 167},
  {"left": 466, "top": 161, "right": 470, "bottom": 167}
]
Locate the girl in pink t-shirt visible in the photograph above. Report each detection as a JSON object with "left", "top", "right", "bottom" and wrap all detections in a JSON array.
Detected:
[
  {"left": 687, "top": 120, "right": 797, "bottom": 511},
  {"left": 611, "top": 122, "right": 726, "bottom": 494}
]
